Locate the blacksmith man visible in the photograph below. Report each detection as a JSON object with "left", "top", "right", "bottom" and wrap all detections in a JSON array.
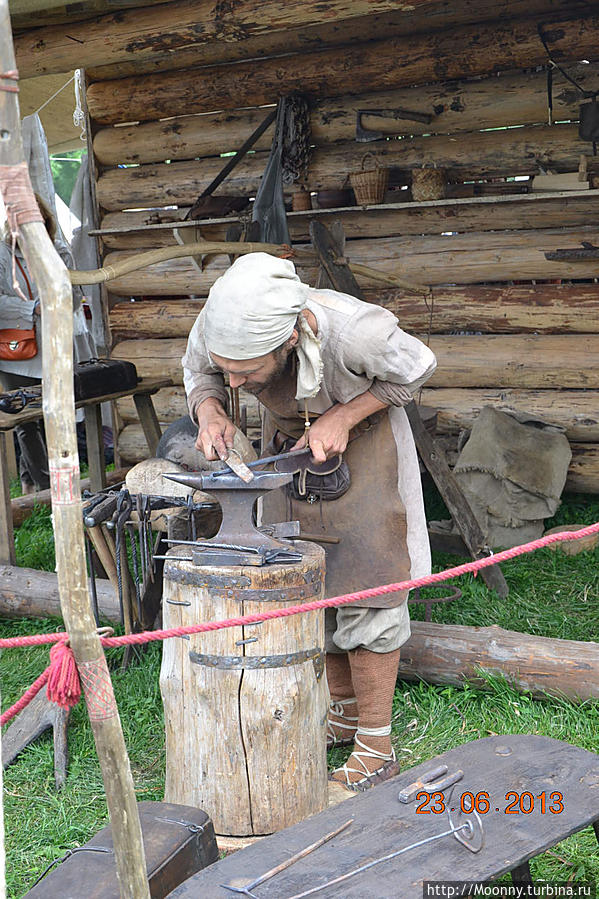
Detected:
[{"left": 182, "top": 252, "right": 436, "bottom": 791}]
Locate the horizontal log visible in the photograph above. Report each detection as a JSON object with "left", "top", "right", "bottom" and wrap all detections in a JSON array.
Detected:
[
  {"left": 102, "top": 227, "right": 599, "bottom": 293},
  {"left": 0, "top": 565, "right": 120, "bottom": 623},
  {"left": 109, "top": 283, "right": 599, "bottom": 339},
  {"left": 117, "top": 421, "right": 168, "bottom": 463},
  {"left": 84, "top": 0, "right": 582, "bottom": 82},
  {"left": 566, "top": 443, "right": 599, "bottom": 494},
  {"left": 112, "top": 338, "right": 186, "bottom": 384},
  {"left": 92, "top": 64, "right": 593, "bottom": 166},
  {"left": 10, "top": 0, "right": 168, "bottom": 30},
  {"left": 95, "top": 124, "right": 586, "bottom": 211},
  {"left": 116, "top": 384, "right": 262, "bottom": 427},
  {"left": 117, "top": 386, "right": 189, "bottom": 424},
  {"left": 419, "top": 388, "right": 599, "bottom": 441},
  {"left": 428, "top": 335, "right": 599, "bottom": 389},
  {"left": 14, "top": 0, "right": 420, "bottom": 79},
  {"left": 112, "top": 333, "right": 599, "bottom": 391},
  {"left": 99, "top": 192, "right": 599, "bottom": 250},
  {"left": 85, "top": 14, "right": 599, "bottom": 125},
  {"left": 110, "top": 298, "right": 204, "bottom": 339},
  {"left": 400, "top": 622, "right": 599, "bottom": 701},
  {"left": 12, "top": 467, "right": 129, "bottom": 527}
]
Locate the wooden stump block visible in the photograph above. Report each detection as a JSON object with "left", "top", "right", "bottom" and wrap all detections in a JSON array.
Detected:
[{"left": 160, "top": 542, "right": 328, "bottom": 836}]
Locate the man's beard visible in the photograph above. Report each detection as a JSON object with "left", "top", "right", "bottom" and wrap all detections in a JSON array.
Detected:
[{"left": 243, "top": 347, "right": 292, "bottom": 395}]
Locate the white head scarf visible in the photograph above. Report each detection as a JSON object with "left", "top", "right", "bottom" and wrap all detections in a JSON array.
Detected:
[{"left": 204, "top": 252, "right": 323, "bottom": 399}]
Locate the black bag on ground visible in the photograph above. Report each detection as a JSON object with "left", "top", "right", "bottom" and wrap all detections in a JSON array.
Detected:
[{"left": 74, "top": 358, "right": 138, "bottom": 401}]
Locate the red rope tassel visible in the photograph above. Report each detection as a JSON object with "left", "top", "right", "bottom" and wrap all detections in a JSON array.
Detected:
[{"left": 46, "top": 641, "right": 81, "bottom": 710}]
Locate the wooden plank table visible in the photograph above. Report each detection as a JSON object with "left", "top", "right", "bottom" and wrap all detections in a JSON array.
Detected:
[
  {"left": 0, "top": 376, "right": 172, "bottom": 564},
  {"left": 166, "top": 735, "right": 599, "bottom": 898}
]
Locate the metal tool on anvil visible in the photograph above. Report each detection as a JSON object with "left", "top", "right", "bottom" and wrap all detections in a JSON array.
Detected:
[{"left": 398, "top": 764, "right": 464, "bottom": 803}]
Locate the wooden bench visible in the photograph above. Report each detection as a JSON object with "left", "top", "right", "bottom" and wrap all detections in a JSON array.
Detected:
[
  {"left": 166, "top": 734, "right": 599, "bottom": 897},
  {"left": 0, "top": 376, "right": 172, "bottom": 564}
]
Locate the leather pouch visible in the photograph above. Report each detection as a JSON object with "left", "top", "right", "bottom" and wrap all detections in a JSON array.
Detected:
[{"left": 274, "top": 437, "right": 350, "bottom": 502}]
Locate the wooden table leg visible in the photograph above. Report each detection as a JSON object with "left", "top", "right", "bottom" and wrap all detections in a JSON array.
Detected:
[
  {"left": 4, "top": 430, "right": 17, "bottom": 479},
  {"left": 133, "top": 393, "right": 162, "bottom": 457},
  {"left": 0, "top": 432, "right": 16, "bottom": 565},
  {"left": 84, "top": 403, "right": 107, "bottom": 492}
]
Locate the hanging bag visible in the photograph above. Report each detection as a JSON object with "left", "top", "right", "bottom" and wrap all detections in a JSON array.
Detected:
[{"left": 0, "top": 258, "right": 38, "bottom": 361}]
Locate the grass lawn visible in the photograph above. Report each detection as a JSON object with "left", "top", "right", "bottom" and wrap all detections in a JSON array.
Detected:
[{"left": 1, "top": 489, "right": 598, "bottom": 896}]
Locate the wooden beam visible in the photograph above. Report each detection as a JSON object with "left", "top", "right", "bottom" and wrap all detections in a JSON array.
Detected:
[
  {"left": 566, "top": 443, "right": 599, "bottom": 494},
  {"left": 400, "top": 622, "right": 599, "bottom": 702},
  {"left": 112, "top": 334, "right": 599, "bottom": 389},
  {"left": 101, "top": 226, "right": 599, "bottom": 293},
  {"left": 92, "top": 63, "right": 594, "bottom": 166},
  {"left": 427, "top": 334, "right": 599, "bottom": 389},
  {"left": 419, "top": 388, "right": 599, "bottom": 442},
  {"left": 108, "top": 283, "right": 599, "bottom": 340},
  {"left": 94, "top": 123, "right": 585, "bottom": 210},
  {"left": 84, "top": 14, "right": 599, "bottom": 125},
  {"left": 82, "top": 0, "right": 584, "bottom": 82},
  {"left": 10, "top": 0, "right": 168, "bottom": 30},
  {"left": 99, "top": 192, "right": 599, "bottom": 250},
  {"left": 0, "top": 563, "right": 120, "bottom": 621},
  {"left": 13, "top": 0, "right": 451, "bottom": 78}
]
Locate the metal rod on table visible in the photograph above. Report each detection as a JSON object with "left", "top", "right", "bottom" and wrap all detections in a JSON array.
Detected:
[
  {"left": 221, "top": 819, "right": 353, "bottom": 897},
  {"left": 285, "top": 822, "right": 472, "bottom": 899}
]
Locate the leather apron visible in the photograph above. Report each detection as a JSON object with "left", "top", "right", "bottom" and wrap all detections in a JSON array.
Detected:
[{"left": 259, "top": 367, "right": 411, "bottom": 610}]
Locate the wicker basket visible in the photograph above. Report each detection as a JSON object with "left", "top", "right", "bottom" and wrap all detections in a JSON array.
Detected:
[
  {"left": 292, "top": 188, "right": 312, "bottom": 211},
  {"left": 349, "top": 154, "right": 389, "bottom": 205},
  {"left": 411, "top": 166, "right": 446, "bottom": 202}
]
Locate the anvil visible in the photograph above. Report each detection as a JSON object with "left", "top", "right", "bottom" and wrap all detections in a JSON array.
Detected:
[{"left": 164, "top": 468, "right": 300, "bottom": 565}]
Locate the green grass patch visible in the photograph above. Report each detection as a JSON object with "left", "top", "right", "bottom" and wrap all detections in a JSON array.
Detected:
[{"left": 1, "top": 491, "right": 598, "bottom": 895}]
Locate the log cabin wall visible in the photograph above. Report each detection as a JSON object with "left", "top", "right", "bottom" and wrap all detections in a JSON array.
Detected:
[{"left": 17, "top": 1, "right": 599, "bottom": 488}]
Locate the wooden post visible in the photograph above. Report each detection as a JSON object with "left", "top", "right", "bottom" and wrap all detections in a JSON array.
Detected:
[
  {"left": 0, "top": 434, "right": 15, "bottom": 566},
  {"left": 0, "top": 9, "right": 150, "bottom": 898}
]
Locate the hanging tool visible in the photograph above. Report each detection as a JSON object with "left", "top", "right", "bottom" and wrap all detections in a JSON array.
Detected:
[
  {"left": 174, "top": 106, "right": 277, "bottom": 272},
  {"left": 114, "top": 490, "right": 133, "bottom": 631},
  {"left": 356, "top": 108, "right": 433, "bottom": 142},
  {"left": 398, "top": 765, "right": 464, "bottom": 803},
  {"left": 221, "top": 819, "right": 353, "bottom": 898}
]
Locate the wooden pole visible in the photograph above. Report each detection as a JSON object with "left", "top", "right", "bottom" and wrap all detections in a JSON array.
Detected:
[{"left": 0, "top": 8, "right": 150, "bottom": 898}]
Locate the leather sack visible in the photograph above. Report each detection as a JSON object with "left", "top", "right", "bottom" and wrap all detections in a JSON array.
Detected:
[{"left": 0, "top": 328, "right": 37, "bottom": 361}]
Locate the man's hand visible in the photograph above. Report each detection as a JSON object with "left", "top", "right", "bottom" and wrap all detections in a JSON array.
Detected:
[
  {"left": 292, "top": 405, "right": 352, "bottom": 463},
  {"left": 196, "top": 398, "right": 236, "bottom": 461}
]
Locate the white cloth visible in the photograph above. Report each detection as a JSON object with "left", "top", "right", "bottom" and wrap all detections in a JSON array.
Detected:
[{"left": 203, "top": 252, "right": 323, "bottom": 399}]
